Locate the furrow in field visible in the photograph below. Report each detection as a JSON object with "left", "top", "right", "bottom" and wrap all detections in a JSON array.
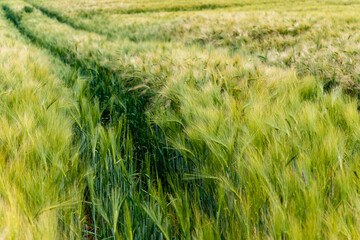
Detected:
[
  {"left": 25, "top": 1, "right": 108, "bottom": 36},
  {"left": 2, "top": 3, "right": 185, "bottom": 238},
  {"left": 1, "top": 3, "right": 174, "bottom": 168},
  {"left": 28, "top": 1, "right": 246, "bottom": 16}
]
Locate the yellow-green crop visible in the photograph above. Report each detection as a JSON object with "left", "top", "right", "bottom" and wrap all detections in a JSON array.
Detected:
[{"left": 1, "top": 0, "right": 360, "bottom": 239}]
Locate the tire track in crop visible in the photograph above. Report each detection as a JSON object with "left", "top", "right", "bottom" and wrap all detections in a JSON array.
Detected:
[
  {"left": 2, "top": 4, "right": 186, "bottom": 238},
  {"left": 29, "top": 2, "right": 244, "bottom": 17},
  {"left": 69, "top": 0, "right": 291, "bottom": 15},
  {"left": 24, "top": 0, "right": 280, "bottom": 39},
  {"left": 2, "top": 3, "right": 180, "bottom": 179},
  {"left": 23, "top": 1, "right": 245, "bottom": 39},
  {"left": 81, "top": 2, "right": 244, "bottom": 15},
  {"left": 11, "top": 0, "right": 188, "bottom": 176},
  {"left": 2, "top": 4, "right": 146, "bottom": 131},
  {"left": 24, "top": 0, "right": 313, "bottom": 56},
  {"left": 25, "top": 1, "right": 107, "bottom": 37},
  {"left": 24, "top": 1, "right": 246, "bottom": 40}
]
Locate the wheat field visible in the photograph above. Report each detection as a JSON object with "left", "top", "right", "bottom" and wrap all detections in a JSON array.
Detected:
[{"left": 1, "top": 0, "right": 360, "bottom": 239}]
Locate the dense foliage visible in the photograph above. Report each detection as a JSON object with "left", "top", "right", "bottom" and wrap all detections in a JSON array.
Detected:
[{"left": 1, "top": 0, "right": 360, "bottom": 239}]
